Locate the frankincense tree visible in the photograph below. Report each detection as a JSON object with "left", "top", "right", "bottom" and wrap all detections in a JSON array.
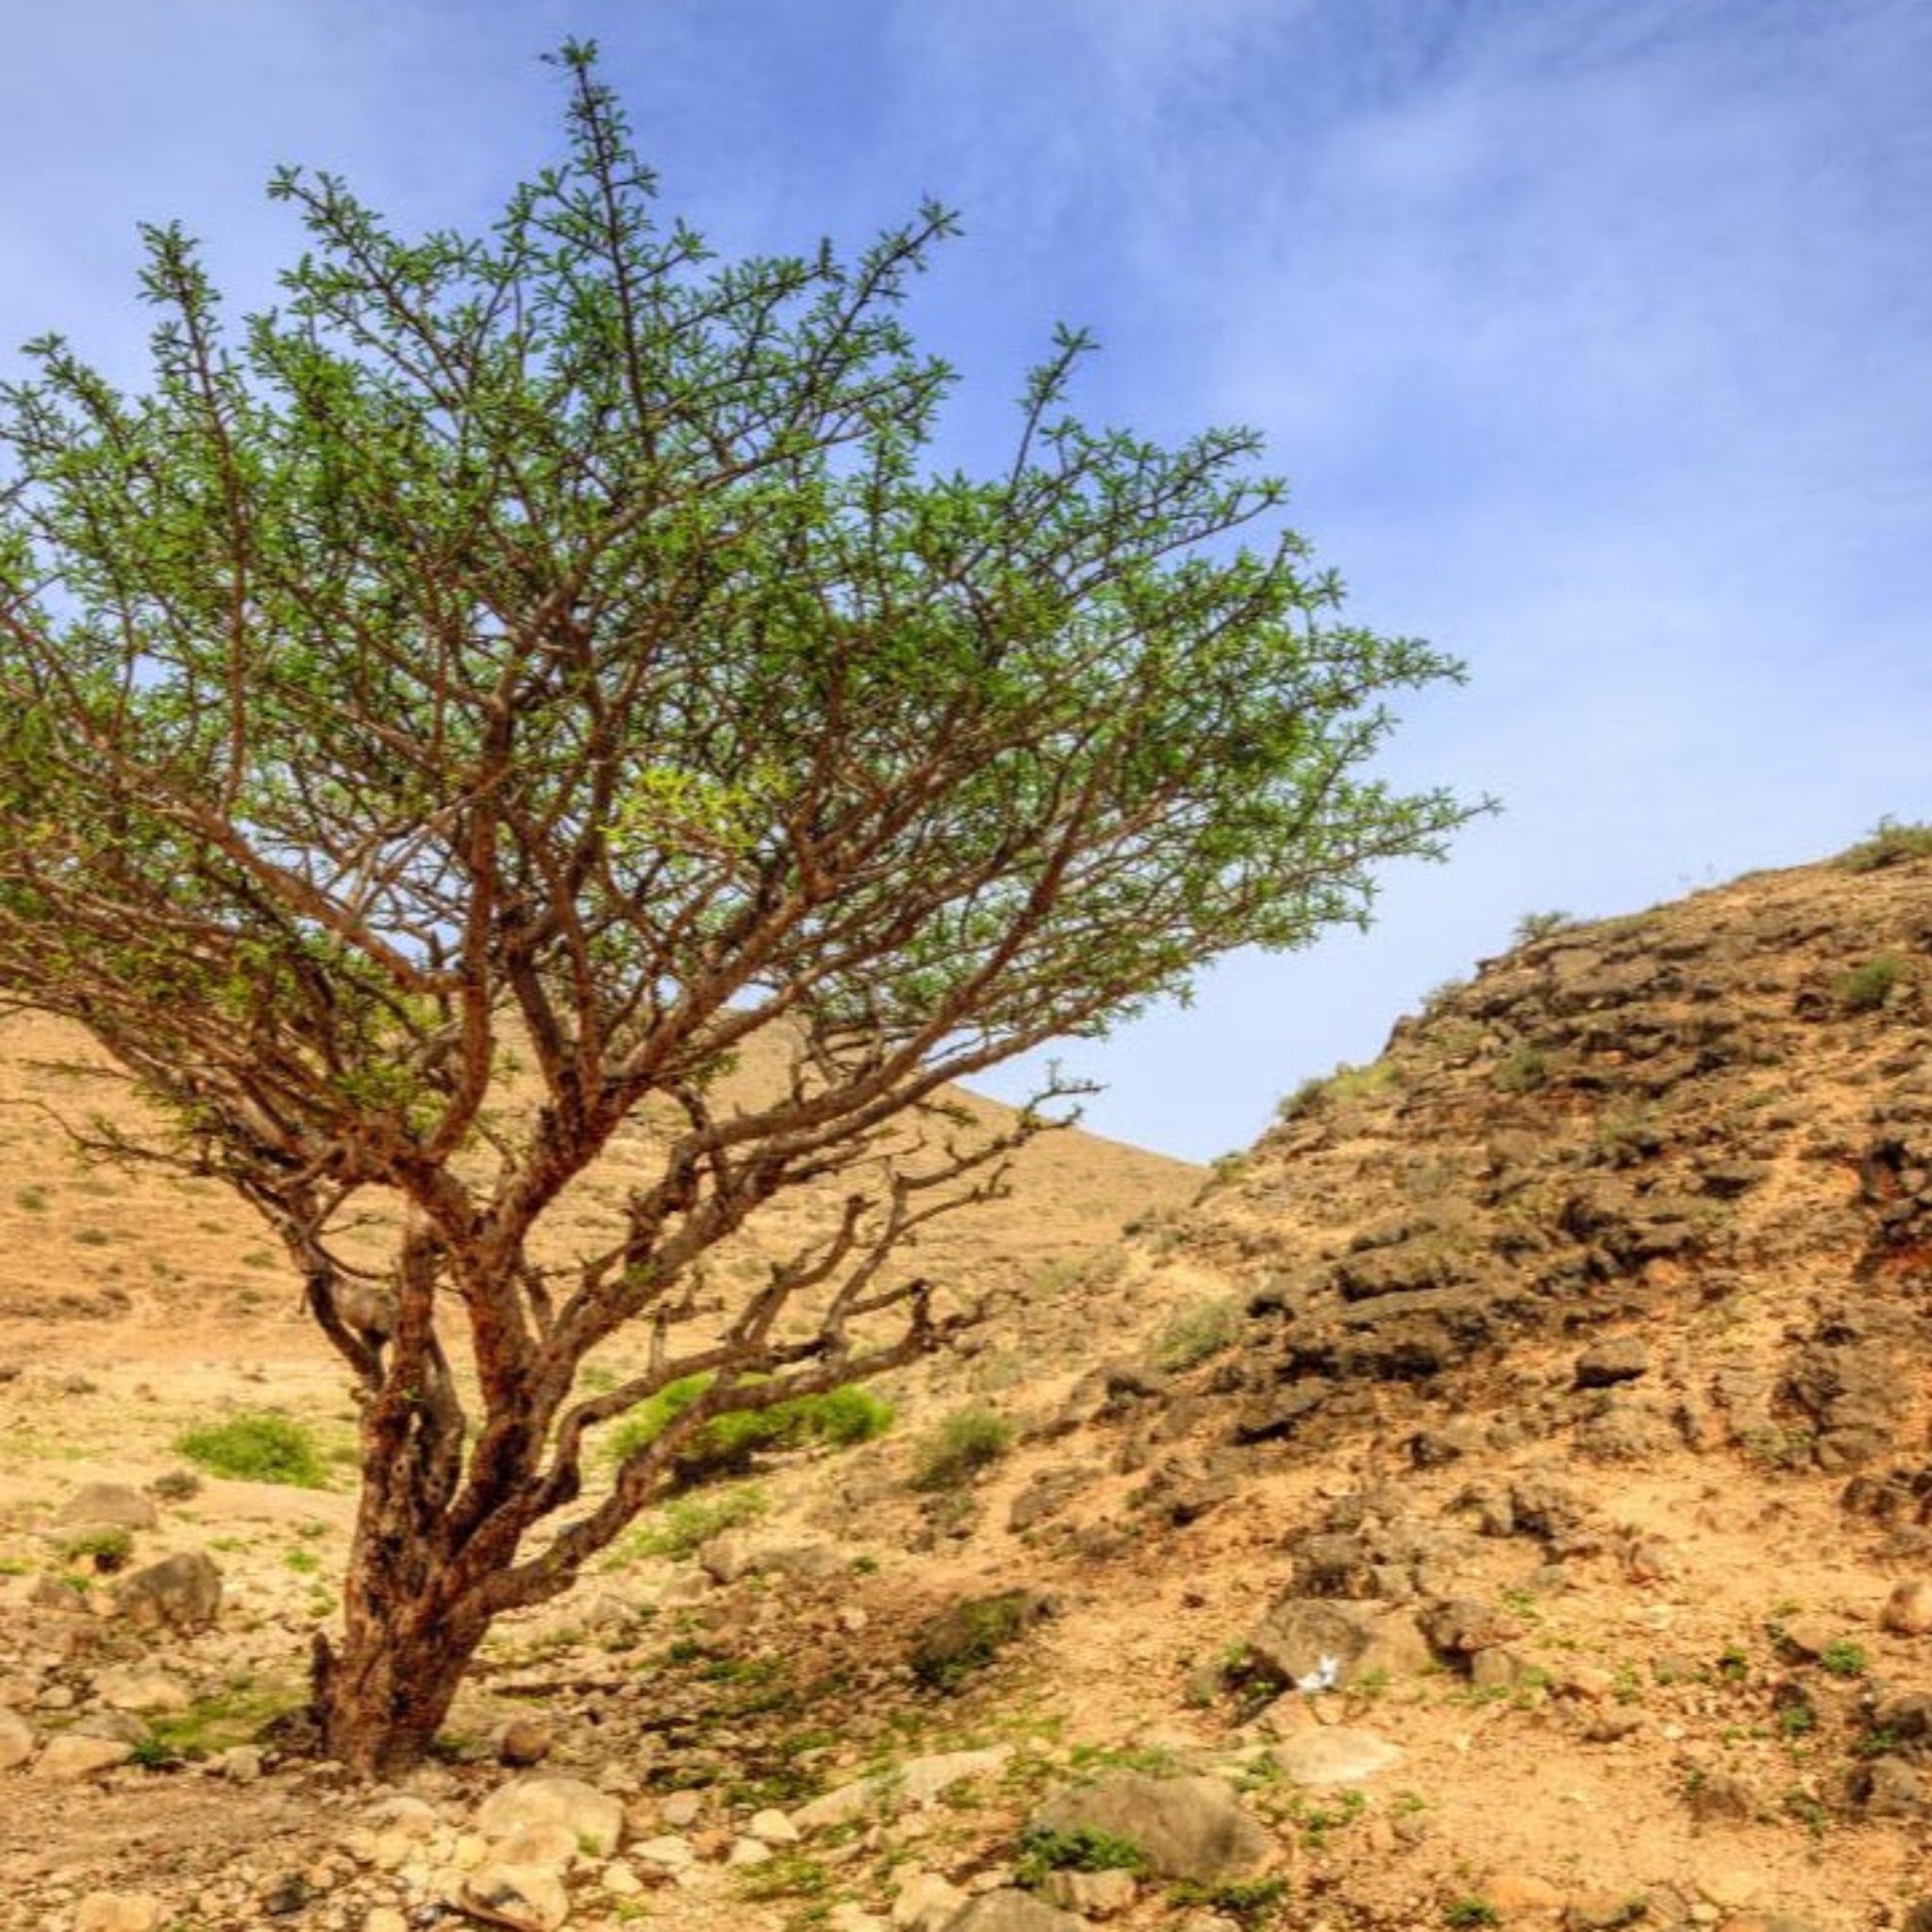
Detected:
[{"left": 0, "top": 45, "right": 1476, "bottom": 1772}]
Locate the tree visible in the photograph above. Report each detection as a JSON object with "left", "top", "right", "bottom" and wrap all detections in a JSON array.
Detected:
[{"left": 0, "top": 45, "right": 1476, "bottom": 1774}]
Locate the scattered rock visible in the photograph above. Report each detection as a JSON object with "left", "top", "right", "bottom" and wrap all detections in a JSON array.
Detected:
[
  {"left": 1033, "top": 1769, "right": 1275, "bottom": 1882},
  {"left": 0, "top": 1707, "right": 37, "bottom": 1769},
  {"left": 461, "top": 1863, "right": 571, "bottom": 1932},
  {"left": 1882, "top": 1579, "right": 1932, "bottom": 1636},
  {"left": 942, "top": 1891, "right": 1088, "bottom": 1932},
  {"left": 92, "top": 1665, "right": 192, "bottom": 1713},
  {"left": 475, "top": 1774, "right": 625, "bottom": 1858},
  {"left": 73, "top": 1892, "right": 162, "bottom": 1932},
  {"left": 1267, "top": 1726, "right": 1403, "bottom": 1785},
  {"left": 1042, "top": 1867, "right": 1139, "bottom": 1915},
  {"left": 893, "top": 1872, "right": 969, "bottom": 1930},
  {"left": 910, "top": 1591, "right": 1053, "bottom": 1690},
  {"left": 59, "top": 1483, "right": 159, "bottom": 1532},
  {"left": 497, "top": 1715, "right": 556, "bottom": 1767},
  {"left": 1242, "top": 1597, "right": 1430, "bottom": 1690},
  {"left": 37, "top": 1732, "right": 135, "bottom": 1779},
  {"left": 111, "top": 1550, "right": 222, "bottom": 1634},
  {"left": 1574, "top": 1337, "right": 1650, "bottom": 1388}
]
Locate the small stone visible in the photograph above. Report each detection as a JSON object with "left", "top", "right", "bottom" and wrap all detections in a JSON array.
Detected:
[
  {"left": 475, "top": 1774, "right": 625, "bottom": 1858},
  {"left": 1269, "top": 1726, "right": 1403, "bottom": 1785},
  {"left": 1771, "top": 1615, "right": 1843, "bottom": 1660},
  {"left": 217, "top": 1744, "right": 265, "bottom": 1783},
  {"left": 891, "top": 1871, "right": 968, "bottom": 1930},
  {"left": 497, "top": 1716, "right": 555, "bottom": 1767},
  {"left": 601, "top": 1861, "right": 643, "bottom": 1897},
  {"left": 728, "top": 1836, "right": 774, "bottom": 1866},
  {"left": 630, "top": 1834, "right": 697, "bottom": 1871},
  {"left": 1042, "top": 1868, "right": 1139, "bottom": 1915},
  {"left": 1574, "top": 1338, "right": 1649, "bottom": 1388},
  {"left": 658, "top": 1789, "right": 704, "bottom": 1827},
  {"left": 461, "top": 1863, "right": 570, "bottom": 1932},
  {"left": 111, "top": 1551, "right": 222, "bottom": 1635},
  {"left": 491, "top": 1823, "right": 581, "bottom": 1871},
  {"left": 1685, "top": 1769, "right": 1756, "bottom": 1823},
  {"left": 1882, "top": 1580, "right": 1932, "bottom": 1636},
  {"left": 92, "top": 1666, "right": 191, "bottom": 1713},
  {"left": 1485, "top": 1873, "right": 1564, "bottom": 1914},
  {"left": 0, "top": 1707, "right": 37, "bottom": 1769},
  {"left": 748, "top": 1807, "right": 801, "bottom": 1844},
  {"left": 38, "top": 1732, "right": 134, "bottom": 1779},
  {"left": 364, "top": 1911, "right": 408, "bottom": 1932},
  {"left": 73, "top": 1893, "right": 162, "bottom": 1932}
]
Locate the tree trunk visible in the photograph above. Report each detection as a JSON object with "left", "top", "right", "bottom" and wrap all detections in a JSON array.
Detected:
[{"left": 310, "top": 1574, "right": 489, "bottom": 1777}]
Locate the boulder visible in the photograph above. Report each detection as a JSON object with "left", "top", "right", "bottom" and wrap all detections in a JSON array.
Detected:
[
  {"left": 942, "top": 1892, "right": 1088, "bottom": 1932},
  {"left": 1033, "top": 1770, "right": 1275, "bottom": 1882},
  {"left": 0, "top": 1707, "right": 37, "bottom": 1769},
  {"left": 1243, "top": 1597, "right": 1429, "bottom": 1690},
  {"left": 38, "top": 1732, "right": 134, "bottom": 1779},
  {"left": 1268, "top": 1726, "right": 1403, "bottom": 1786},
  {"left": 475, "top": 1774, "right": 625, "bottom": 1858},
  {"left": 111, "top": 1551, "right": 222, "bottom": 1634},
  {"left": 73, "top": 1894, "right": 162, "bottom": 1932},
  {"left": 460, "top": 1863, "right": 570, "bottom": 1932},
  {"left": 60, "top": 1484, "right": 159, "bottom": 1532}
]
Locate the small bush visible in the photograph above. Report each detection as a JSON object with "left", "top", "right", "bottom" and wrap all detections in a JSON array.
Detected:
[
  {"left": 149, "top": 1469, "right": 202, "bottom": 1502},
  {"left": 1836, "top": 953, "right": 1907, "bottom": 1014},
  {"left": 1014, "top": 1824, "right": 1146, "bottom": 1887},
  {"left": 62, "top": 1526, "right": 134, "bottom": 1574},
  {"left": 1151, "top": 1296, "right": 1240, "bottom": 1372},
  {"left": 1839, "top": 817, "right": 1932, "bottom": 873},
  {"left": 174, "top": 1412, "right": 327, "bottom": 1488},
  {"left": 1820, "top": 1640, "right": 1869, "bottom": 1678},
  {"left": 910, "top": 1406, "right": 1013, "bottom": 1491},
  {"left": 1513, "top": 909, "right": 1574, "bottom": 943},
  {"left": 1492, "top": 1044, "right": 1550, "bottom": 1092},
  {"left": 605, "top": 1374, "right": 893, "bottom": 1481},
  {"left": 13, "top": 1186, "right": 45, "bottom": 1211},
  {"left": 621, "top": 1482, "right": 768, "bottom": 1561},
  {"left": 1171, "top": 1875, "right": 1291, "bottom": 1925},
  {"left": 1444, "top": 1900, "right": 1500, "bottom": 1930}
]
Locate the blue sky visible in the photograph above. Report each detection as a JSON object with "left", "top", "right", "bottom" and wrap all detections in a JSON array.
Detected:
[{"left": 4, "top": 1, "right": 1927, "bottom": 1161}]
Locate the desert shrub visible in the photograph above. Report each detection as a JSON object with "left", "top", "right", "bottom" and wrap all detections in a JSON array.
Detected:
[
  {"left": 910, "top": 1406, "right": 1013, "bottom": 1491},
  {"left": 1152, "top": 1296, "right": 1240, "bottom": 1371},
  {"left": 61, "top": 1526, "right": 133, "bottom": 1574},
  {"left": 1513, "top": 909, "right": 1574, "bottom": 943},
  {"left": 148, "top": 1469, "right": 202, "bottom": 1502},
  {"left": 1838, "top": 817, "right": 1932, "bottom": 873},
  {"left": 1015, "top": 1824, "right": 1147, "bottom": 1887},
  {"left": 621, "top": 1482, "right": 769, "bottom": 1561},
  {"left": 1837, "top": 953, "right": 1907, "bottom": 1014},
  {"left": 1491, "top": 1044, "right": 1550, "bottom": 1092},
  {"left": 1278, "top": 1058, "right": 1399, "bottom": 1121},
  {"left": 175, "top": 1412, "right": 326, "bottom": 1487},
  {"left": 605, "top": 1375, "right": 892, "bottom": 1480}
]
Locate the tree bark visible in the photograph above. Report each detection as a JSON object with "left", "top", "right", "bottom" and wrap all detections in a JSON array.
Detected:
[{"left": 310, "top": 1593, "right": 488, "bottom": 1778}]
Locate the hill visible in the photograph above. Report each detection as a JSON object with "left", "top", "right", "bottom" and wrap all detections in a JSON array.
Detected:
[{"left": 2, "top": 831, "right": 1930, "bottom": 1932}]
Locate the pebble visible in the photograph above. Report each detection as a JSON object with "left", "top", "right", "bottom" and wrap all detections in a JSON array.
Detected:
[{"left": 1882, "top": 1579, "right": 1932, "bottom": 1636}]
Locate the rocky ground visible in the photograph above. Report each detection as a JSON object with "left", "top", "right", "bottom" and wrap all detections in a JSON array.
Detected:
[{"left": 2, "top": 831, "right": 1931, "bottom": 1932}]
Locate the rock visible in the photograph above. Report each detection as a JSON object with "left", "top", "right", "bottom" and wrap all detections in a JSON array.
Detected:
[
  {"left": 492, "top": 1823, "right": 582, "bottom": 1870},
  {"left": 910, "top": 1591, "right": 1052, "bottom": 1690},
  {"left": 0, "top": 1707, "right": 37, "bottom": 1769},
  {"left": 1882, "top": 1579, "right": 1932, "bottom": 1636},
  {"left": 899, "top": 1745, "right": 1012, "bottom": 1806},
  {"left": 1859, "top": 1755, "right": 1930, "bottom": 1817},
  {"left": 1268, "top": 1726, "right": 1403, "bottom": 1785},
  {"left": 111, "top": 1550, "right": 222, "bottom": 1634},
  {"left": 92, "top": 1666, "right": 192, "bottom": 1713},
  {"left": 658, "top": 1790, "right": 704, "bottom": 1828},
  {"left": 364, "top": 1911, "right": 408, "bottom": 1932},
  {"left": 475, "top": 1774, "right": 625, "bottom": 1858},
  {"left": 1242, "top": 1597, "right": 1430, "bottom": 1690},
  {"left": 461, "top": 1863, "right": 571, "bottom": 1931},
  {"left": 215, "top": 1744, "right": 264, "bottom": 1782},
  {"left": 1485, "top": 1873, "right": 1564, "bottom": 1914},
  {"left": 497, "top": 1716, "right": 556, "bottom": 1767},
  {"left": 60, "top": 1484, "right": 159, "bottom": 1532},
  {"left": 893, "top": 1871, "right": 969, "bottom": 1930},
  {"left": 728, "top": 1837, "right": 773, "bottom": 1866},
  {"left": 1685, "top": 1769, "right": 1757, "bottom": 1823},
  {"left": 73, "top": 1893, "right": 162, "bottom": 1932},
  {"left": 1771, "top": 1615, "right": 1847, "bottom": 1661},
  {"left": 1900, "top": 1902, "right": 1932, "bottom": 1932},
  {"left": 630, "top": 1835, "right": 697, "bottom": 1871},
  {"left": 38, "top": 1732, "right": 134, "bottom": 1778},
  {"left": 1033, "top": 1770, "right": 1275, "bottom": 1882},
  {"left": 748, "top": 1807, "right": 801, "bottom": 1844},
  {"left": 1421, "top": 1598, "right": 1524, "bottom": 1657},
  {"left": 1574, "top": 1338, "right": 1650, "bottom": 1388},
  {"left": 942, "top": 1891, "right": 1088, "bottom": 1932},
  {"left": 1041, "top": 1868, "right": 1139, "bottom": 1915}
]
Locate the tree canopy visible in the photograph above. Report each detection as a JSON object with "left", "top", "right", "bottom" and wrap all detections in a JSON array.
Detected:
[{"left": 0, "top": 44, "right": 1477, "bottom": 1772}]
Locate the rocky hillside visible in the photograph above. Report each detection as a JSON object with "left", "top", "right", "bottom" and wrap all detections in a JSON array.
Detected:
[{"left": 2, "top": 832, "right": 1931, "bottom": 1932}]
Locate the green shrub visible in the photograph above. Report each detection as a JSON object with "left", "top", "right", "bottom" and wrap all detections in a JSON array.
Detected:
[
  {"left": 1151, "top": 1296, "right": 1240, "bottom": 1371},
  {"left": 1492, "top": 1043, "right": 1550, "bottom": 1092},
  {"left": 620, "top": 1482, "right": 768, "bottom": 1561},
  {"left": 910, "top": 1406, "right": 1013, "bottom": 1491},
  {"left": 1444, "top": 1901, "right": 1500, "bottom": 1930},
  {"left": 175, "top": 1412, "right": 326, "bottom": 1488},
  {"left": 1839, "top": 817, "right": 1932, "bottom": 873},
  {"left": 605, "top": 1374, "right": 892, "bottom": 1481},
  {"left": 1836, "top": 953, "right": 1907, "bottom": 1014},
  {"left": 1820, "top": 1640, "right": 1869, "bottom": 1678},
  {"left": 1014, "top": 1824, "right": 1146, "bottom": 1887},
  {"left": 61, "top": 1526, "right": 134, "bottom": 1574},
  {"left": 1513, "top": 909, "right": 1574, "bottom": 943}
]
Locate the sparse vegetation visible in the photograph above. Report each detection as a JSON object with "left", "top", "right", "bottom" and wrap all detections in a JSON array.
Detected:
[
  {"left": 1836, "top": 952, "right": 1907, "bottom": 1014},
  {"left": 606, "top": 1375, "right": 894, "bottom": 1484},
  {"left": 1513, "top": 909, "right": 1574, "bottom": 943},
  {"left": 60, "top": 1525, "right": 133, "bottom": 1574},
  {"left": 1838, "top": 816, "right": 1932, "bottom": 873},
  {"left": 618, "top": 1482, "right": 769, "bottom": 1562},
  {"left": 174, "top": 1413, "right": 327, "bottom": 1489},
  {"left": 1819, "top": 1641, "right": 1869, "bottom": 1678},
  {"left": 1014, "top": 1824, "right": 1147, "bottom": 1887},
  {"left": 1151, "top": 1295, "right": 1240, "bottom": 1371},
  {"left": 909, "top": 1406, "right": 1013, "bottom": 1491},
  {"left": 1445, "top": 1899, "right": 1500, "bottom": 1929},
  {"left": 1491, "top": 1043, "right": 1551, "bottom": 1092}
]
